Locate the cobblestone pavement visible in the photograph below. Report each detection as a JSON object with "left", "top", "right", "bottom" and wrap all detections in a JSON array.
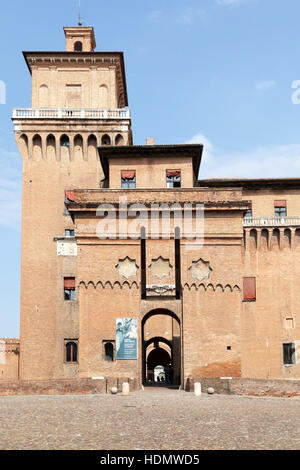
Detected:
[{"left": 0, "top": 387, "right": 299, "bottom": 450}]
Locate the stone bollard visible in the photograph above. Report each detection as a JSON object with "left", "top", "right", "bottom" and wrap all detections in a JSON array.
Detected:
[
  {"left": 194, "top": 382, "right": 201, "bottom": 396},
  {"left": 110, "top": 386, "right": 118, "bottom": 395},
  {"left": 122, "top": 382, "right": 130, "bottom": 396}
]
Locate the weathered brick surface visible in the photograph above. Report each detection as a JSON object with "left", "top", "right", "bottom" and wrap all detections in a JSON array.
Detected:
[
  {"left": 0, "top": 377, "right": 141, "bottom": 396},
  {"left": 186, "top": 377, "right": 300, "bottom": 397},
  {"left": 0, "top": 339, "right": 19, "bottom": 381},
  {"left": 5, "top": 24, "right": 300, "bottom": 392}
]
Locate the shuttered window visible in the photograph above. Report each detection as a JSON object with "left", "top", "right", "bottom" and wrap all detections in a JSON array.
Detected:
[
  {"left": 274, "top": 200, "right": 286, "bottom": 207},
  {"left": 274, "top": 200, "right": 287, "bottom": 217},
  {"left": 121, "top": 170, "right": 136, "bottom": 188},
  {"left": 64, "top": 277, "right": 76, "bottom": 300},
  {"left": 166, "top": 170, "right": 181, "bottom": 188},
  {"left": 243, "top": 277, "right": 256, "bottom": 301}
]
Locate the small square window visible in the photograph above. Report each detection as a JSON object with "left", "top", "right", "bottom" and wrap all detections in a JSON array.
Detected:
[
  {"left": 274, "top": 200, "right": 287, "bottom": 217},
  {"left": 166, "top": 170, "right": 181, "bottom": 188},
  {"left": 283, "top": 343, "right": 296, "bottom": 365},
  {"left": 65, "top": 229, "right": 75, "bottom": 237},
  {"left": 285, "top": 318, "right": 295, "bottom": 329},
  {"left": 64, "top": 289, "right": 75, "bottom": 301},
  {"left": 275, "top": 207, "right": 287, "bottom": 217},
  {"left": 121, "top": 171, "right": 136, "bottom": 189}
]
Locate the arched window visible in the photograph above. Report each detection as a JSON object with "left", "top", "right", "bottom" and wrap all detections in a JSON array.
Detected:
[
  {"left": 74, "top": 41, "right": 83, "bottom": 52},
  {"left": 99, "top": 85, "right": 109, "bottom": 108},
  {"left": 101, "top": 134, "right": 111, "bottom": 146},
  {"left": 61, "top": 135, "right": 70, "bottom": 148},
  {"left": 65, "top": 341, "right": 78, "bottom": 363},
  {"left": 39, "top": 84, "right": 48, "bottom": 107},
  {"left": 115, "top": 134, "right": 125, "bottom": 146},
  {"left": 105, "top": 342, "right": 114, "bottom": 362}
]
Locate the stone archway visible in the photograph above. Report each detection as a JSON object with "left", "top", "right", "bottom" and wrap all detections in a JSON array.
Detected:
[{"left": 142, "top": 309, "right": 181, "bottom": 386}]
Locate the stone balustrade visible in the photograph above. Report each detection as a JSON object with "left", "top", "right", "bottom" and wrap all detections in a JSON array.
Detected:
[
  {"left": 12, "top": 108, "right": 131, "bottom": 120},
  {"left": 243, "top": 216, "right": 300, "bottom": 227}
]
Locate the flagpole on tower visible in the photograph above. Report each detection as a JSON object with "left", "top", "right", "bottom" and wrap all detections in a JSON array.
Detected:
[{"left": 78, "top": 0, "right": 82, "bottom": 26}]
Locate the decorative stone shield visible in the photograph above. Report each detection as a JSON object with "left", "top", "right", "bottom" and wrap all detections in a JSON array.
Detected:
[
  {"left": 189, "top": 259, "right": 212, "bottom": 282},
  {"left": 116, "top": 257, "right": 139, "bottom": 279},
  {"left": 146, "top": 284, "right": 176, "bottom": 295},
  {"left": 149, "top": 257, "right": 173, "bottom": 279}
]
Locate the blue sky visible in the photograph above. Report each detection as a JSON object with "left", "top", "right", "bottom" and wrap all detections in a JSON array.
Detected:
[{"left": 1, "top": 0, "right": 300, "bottom": 336}]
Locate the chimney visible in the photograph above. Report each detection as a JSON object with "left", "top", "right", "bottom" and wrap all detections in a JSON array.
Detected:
[{"left": 146, "top": 138, "right": 155, "bottom": 145}]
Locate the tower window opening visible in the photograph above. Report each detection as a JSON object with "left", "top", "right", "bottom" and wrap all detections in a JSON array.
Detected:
[{"left": 74, "top": 41, "right": 83, "bottom": 52}]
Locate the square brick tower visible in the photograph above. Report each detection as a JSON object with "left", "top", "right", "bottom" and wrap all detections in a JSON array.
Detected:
[{"left": 12, "top": 25, "right": 132, "bottom": 380}]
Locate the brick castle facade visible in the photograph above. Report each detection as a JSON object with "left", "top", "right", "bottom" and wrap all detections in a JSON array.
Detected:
[{"left": 1, "top": 25, "right": 299, "bottom": 390}]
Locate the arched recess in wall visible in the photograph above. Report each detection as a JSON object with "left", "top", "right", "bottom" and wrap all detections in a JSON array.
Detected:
[
  {"left": 60, "top": 134, "right": 70, "bottom": 160},
  {"left": 272, "top": 228, "right": 280, "bottom": 249},
  {"left": 88, "top": 134, "right": 97, "bottom": 160},
  {"left": 46, "top": 134, "right": 56, "bottom": 161},
  {"left": 99, "top": 84, "right": 109, "bottom": 108},
  {"left": 74, "top": 134, "right": 83, "bottom": 160},
  {"left": 284, "top": 228, "right": 291, "bottom": 249},
  {"left": 19, "top": 134, "right": 28, "bottom": 159},
  {"left": 115, "top": 134, "right": 125, "bottom": 146},
  {"left": 250, "top": 229, "right": 257, "bottom": 251},
  {"left": 295, "top": 228, "right": 300, "bottom": 247},
  {"left": 101, "top": 134, "right": 111, "bottom": 146},
  {"left": 39, "top": 84, "right": 48, "bottom": 108},
  {"left": 261, "top": 229, "right": 269, "bottom": 250},
  {"left": 32, "top": 134, "right": 42, "bottom": 160}
]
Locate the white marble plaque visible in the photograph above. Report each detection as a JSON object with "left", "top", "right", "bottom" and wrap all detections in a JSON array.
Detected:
[{"left": 57, "top": 241, "right": 78, "bottom": 256}]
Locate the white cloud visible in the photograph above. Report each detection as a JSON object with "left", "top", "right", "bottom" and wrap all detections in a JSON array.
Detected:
[
  {"left": 216, "top": 0, "right": 249, "bottom": 5},
  {"left": 185, "top": 133, "right": 215, "bottom": 163},
  {"left": 256, "top": 80, "right": 276, "bottom": 91},
  {"left": 177, "top": 8, "right": 206, "bottom": 25},
  {"left": 185, "top": 133, "right": 300, "bottom": 179}
]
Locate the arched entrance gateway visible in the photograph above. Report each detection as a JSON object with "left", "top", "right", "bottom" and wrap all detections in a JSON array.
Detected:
[{"left": 142, "top": 309, "right": 181, "bottom": 386}]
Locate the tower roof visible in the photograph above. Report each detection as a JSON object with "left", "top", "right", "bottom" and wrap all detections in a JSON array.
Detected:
[{"left": 64, "top": 26, "right": 96, "bottom": 52}]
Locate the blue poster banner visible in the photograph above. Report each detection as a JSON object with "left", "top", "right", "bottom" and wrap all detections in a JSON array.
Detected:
[{"left": 116, "top": 318, "right": 138, "bottom": 360}]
